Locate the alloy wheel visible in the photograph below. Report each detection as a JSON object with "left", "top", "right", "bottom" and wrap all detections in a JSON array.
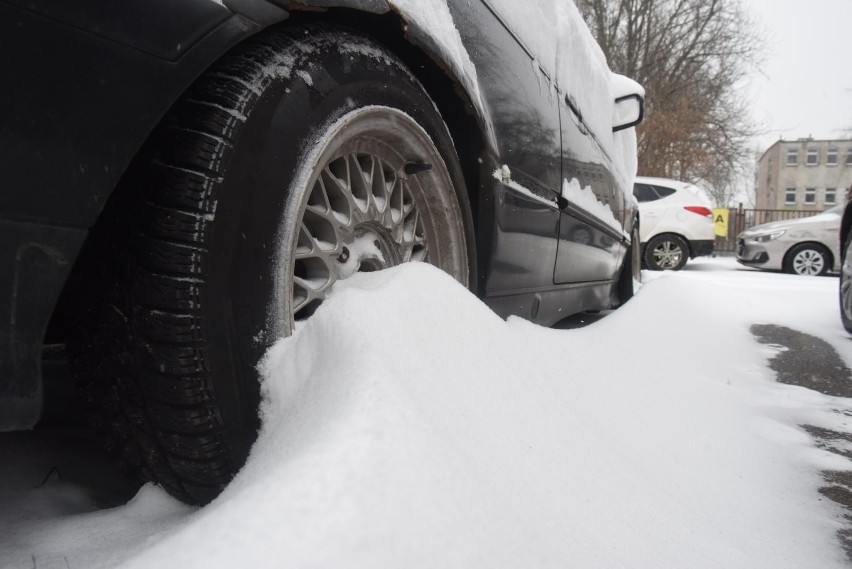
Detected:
[
  {"left": 279, "top": 107, "right": 469, "bottom": 328},
  {"left": 792, "top": 249, "right": 825, "bottom": 275},
  {"left": 652, "top": 240, "right": 684, "bottom": 270}
]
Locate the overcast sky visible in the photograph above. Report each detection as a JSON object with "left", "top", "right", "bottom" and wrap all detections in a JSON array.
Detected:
[{"left": 745, "top": 0, "right": 852, "bottom": 151}]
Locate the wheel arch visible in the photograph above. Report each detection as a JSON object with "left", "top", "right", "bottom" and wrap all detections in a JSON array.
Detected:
[
  {"left": 56, "top": 19, "right": 488, "bottom": 503},
  {"left": 51, "top": 6, "right": 492, "bottom": 336},
  {"left": 73, "top": 4, "right": 491, "bottom": 283},
  {"left": 12, "top": 0, "right": 494, "bottom": 432},
  {"left": 272, "top": 6, "right": 491, "bottom": 285},
  {"left": 643, "top": 231, "right": 690, "bottom": 250}
]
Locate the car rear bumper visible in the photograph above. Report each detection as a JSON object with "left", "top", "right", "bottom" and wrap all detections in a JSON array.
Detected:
[{"left": 689, "top": 239, "right": 715, "bottom": 258}]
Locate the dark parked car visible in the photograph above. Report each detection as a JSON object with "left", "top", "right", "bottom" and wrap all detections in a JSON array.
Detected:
[
  {"left": 1, "top": 0, "right": 643, "bottom": 503},
  {"left": 841, "top": 185, "right": 852, "bottom": 332}
]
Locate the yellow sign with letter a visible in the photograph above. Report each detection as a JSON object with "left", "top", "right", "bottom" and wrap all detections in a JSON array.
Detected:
[{"left": 712, "top": 208, "right": 729, "bottom": 237}]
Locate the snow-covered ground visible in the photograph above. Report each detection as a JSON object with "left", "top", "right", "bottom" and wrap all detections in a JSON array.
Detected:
[{"left": 2, "top": 257, "right": 851, "bottom": 568}]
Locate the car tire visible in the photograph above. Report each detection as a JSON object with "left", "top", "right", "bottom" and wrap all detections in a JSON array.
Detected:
[
  {"left": 643, "top": 233, "right": 689, "bottom": 271},
  {"left": 783, "top": 243, "right": 830, "bottom": 276},
  {"left": 840, "top": 232, "right": 852, "bottom": 332},
  {"left": 613, "top": 220, "right": 641, "bottom": 305},
  {"left": 67, "top": 25, "right": 473, "bottom": 505}
]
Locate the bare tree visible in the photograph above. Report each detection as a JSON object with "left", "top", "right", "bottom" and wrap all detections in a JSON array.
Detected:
[
  {"left": 698, "top": 145, "right": 760, "bottom": 207},
  {"left": 578, "top": 0, "right": 763, "bottom": 205}
]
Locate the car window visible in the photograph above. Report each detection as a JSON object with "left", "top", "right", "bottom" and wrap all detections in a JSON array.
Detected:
[
  {"left": 648, "top": 184, "right": 677, "bottom": 199},
  {"left": 633, "top": 183, "right": 660, "bottom": 203}
]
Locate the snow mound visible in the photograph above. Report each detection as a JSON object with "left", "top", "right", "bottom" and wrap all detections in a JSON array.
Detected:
[{"left": 114, "top": 262, "right": 847, "bottom": 569}]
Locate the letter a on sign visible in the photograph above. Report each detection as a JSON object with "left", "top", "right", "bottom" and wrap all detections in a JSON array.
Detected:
[{"left": 713, "top": 208, "right": 729, "bottom": 237}]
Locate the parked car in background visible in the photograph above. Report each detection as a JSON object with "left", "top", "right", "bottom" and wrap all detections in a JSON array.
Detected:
[
  {"left": 840, "top": 186, "right": 852, "bottom": 332},
  {"left": 633, "top": 176, "right": 715, "bottom": 270},
  {"left": 737, "top": 206, "right": 842, "bottom": 275},
  {"left": 1, "top": 0, "right": 643, "bottom": 504}
]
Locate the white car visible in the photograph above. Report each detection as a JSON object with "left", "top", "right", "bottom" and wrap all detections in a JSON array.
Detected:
[
  {"left": 633, "top": 176, "right": 715, "bottom": 270},
  {"left": 737, "top": 205, "right": 842, "bottom": 275}
]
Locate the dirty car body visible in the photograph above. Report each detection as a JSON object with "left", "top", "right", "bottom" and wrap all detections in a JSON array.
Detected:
[{"left": 1, "top": 0, "right": 643, "bottom": 501}]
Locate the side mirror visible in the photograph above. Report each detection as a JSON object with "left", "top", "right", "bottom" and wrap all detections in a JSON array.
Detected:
[
  {"left": 612, "top": 94, "right": 644, "bottom": 132},
  {"left": 610, "top": 73, "right": 645, "bottom": 132}
]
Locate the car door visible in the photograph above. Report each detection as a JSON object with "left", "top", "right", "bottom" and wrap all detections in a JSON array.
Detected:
[
  {"left": 446, "top": 0, "right": 564, "bottom": 294},
  {"left": 553, "top": 2, "right": 626, "bottom": 283}
]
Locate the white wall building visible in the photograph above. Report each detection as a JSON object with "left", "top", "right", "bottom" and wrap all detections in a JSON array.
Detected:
[{"left": 756, "top": 138, "right": 852, "bottom": 210}]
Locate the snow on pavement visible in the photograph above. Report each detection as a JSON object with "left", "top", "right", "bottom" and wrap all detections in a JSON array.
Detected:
[{"left": 1, "top": 257, "right": 850, "bottom": 568}]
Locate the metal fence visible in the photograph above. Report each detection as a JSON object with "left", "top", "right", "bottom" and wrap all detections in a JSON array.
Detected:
[{"left": 714, "top": 206, "right": 823, "bottom": 254}]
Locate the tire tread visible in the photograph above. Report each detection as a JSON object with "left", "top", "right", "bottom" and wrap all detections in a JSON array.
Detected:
[{"left": 67, "top": 33, "right": 287, "bottom": 505}]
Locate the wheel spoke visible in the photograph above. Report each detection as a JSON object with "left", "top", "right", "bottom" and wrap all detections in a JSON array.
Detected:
[
  {"left": 403, "top": 207, "right": 420, "bottom": 243},
  {"left": 292, "top": 274, "right": 330, "bottom": 314},
  {"left": 371, "top": 157, "right": 390, "bottom": 212},
  {"left": 389, "top": 174, "right": 404, "bottom": 224}
]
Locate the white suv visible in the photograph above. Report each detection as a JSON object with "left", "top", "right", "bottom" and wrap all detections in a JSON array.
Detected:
[{"left": 633, "top": 176, "right": 715, "bottom": 270}]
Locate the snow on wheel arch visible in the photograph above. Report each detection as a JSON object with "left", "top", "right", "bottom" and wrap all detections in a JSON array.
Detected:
[{"left": 387, "top": 0, "right": 485, "bottom": 123}]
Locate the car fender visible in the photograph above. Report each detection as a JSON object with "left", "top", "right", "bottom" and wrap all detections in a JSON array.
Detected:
[{"left": 277, "top": 0, "right": 497, "bottom": 153}]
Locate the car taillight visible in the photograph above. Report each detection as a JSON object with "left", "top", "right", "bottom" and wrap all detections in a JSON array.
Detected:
[{"left": 684, "top": 206, "right": 713, "bottom": 218}]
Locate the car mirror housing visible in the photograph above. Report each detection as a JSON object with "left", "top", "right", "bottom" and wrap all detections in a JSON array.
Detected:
[
  {"left": 611, "top": 73, "right": 645, "bottom": 132},
  {"left": 612, "top": 93, "right": 644, "bottom": 132}
]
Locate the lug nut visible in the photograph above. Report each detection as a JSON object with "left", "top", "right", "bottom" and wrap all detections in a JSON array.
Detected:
[{"left": 337, "top": 247, "right": 350, "bottom": 263}]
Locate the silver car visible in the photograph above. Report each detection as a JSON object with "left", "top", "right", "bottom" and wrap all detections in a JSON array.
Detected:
[{"left": 737, "top": 206, "right": 842, "bottom": 275}]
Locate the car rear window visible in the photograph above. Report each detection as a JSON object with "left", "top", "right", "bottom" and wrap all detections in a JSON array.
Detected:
[
  {"left": 648, "top": 184, "right": 677, "bottom": 199},
  {"left": 633, "top": 183, "right": 660, "bottom": 202}
]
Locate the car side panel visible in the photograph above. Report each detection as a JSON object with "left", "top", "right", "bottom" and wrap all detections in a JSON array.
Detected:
[
  {"left": 554, "top": 9, "right": 627, "bottom": 284},
  {"left": 445, "top": 0, "right": 563, "bottom": 294}
]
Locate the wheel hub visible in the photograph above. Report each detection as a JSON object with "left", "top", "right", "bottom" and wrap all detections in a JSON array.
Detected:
[
  {"left": 654, "top": 242, "right": 682, "bottom": 269},
  {"left": 793, "top": 250, "right": 823, "bottom": 275},
  {"left": 336, "top": 222, "right": 404, "bottom": 279}
]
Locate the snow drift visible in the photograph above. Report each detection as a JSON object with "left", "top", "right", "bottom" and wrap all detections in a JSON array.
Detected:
[{"left": 1, "top": 260, "right": 849, "bottom": 568}]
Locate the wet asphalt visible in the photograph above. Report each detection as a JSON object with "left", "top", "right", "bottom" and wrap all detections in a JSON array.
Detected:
[{"left": 752, "top": 324, "right": 852, "bottom": 563}]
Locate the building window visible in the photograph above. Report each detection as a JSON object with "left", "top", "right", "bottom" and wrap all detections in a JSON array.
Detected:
[
  {"left": 827, "top": 148, "right": 838, "bottom": 166},
  {"left": 847, "top": 148, "right": 852, "bottom": 165},
  {"left": 786, "top": 149, "right": 798, "bottom": 166},
  {"left": 804, "top": 187, "right": 816, "bottom": 204},
  {"left": 806, "top": 148, "right": 818, "bottom": 166},
  {"left": 826, "top": 188, "right": 837, "bottom": 204},
  {"left": 785, "top": 187, "right": 796, "bottom": 204}
]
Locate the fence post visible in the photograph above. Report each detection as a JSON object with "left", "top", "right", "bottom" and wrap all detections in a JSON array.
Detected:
[{"left": 736, "top": 202, "right": 744, "bottom": 238}]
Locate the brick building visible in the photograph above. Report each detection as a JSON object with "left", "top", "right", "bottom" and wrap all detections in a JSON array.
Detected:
[{"left": 755, "top": 138, "right": 852, "bottom": 210}]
